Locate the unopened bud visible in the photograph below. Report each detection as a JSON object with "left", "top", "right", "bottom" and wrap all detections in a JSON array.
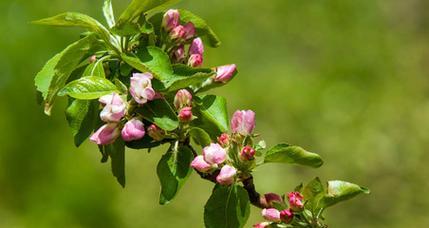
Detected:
[
  {"left": 170, "top": 25, "right": 185, "bottom": 40},
  {"left": 261, "top": 208, "right": 281, "bottom": 222},
  {"left": 183, "top": 22, "right": 196, "bottom": 40},
  {"left": 288, "top": 192, "right": 304, "bottom": 211},
  {"left": 203, "top": 143, "right": 227, "bottom": 165},
  {"left": 262, "top": 193, "right": 283, "bottom": 208},
  {"left": 89, "top": 55, "right": 97, "bottom": 63},
  {"left": 240, "top": 145, "right": 256, "bottom": 160},
  {"left": 147, "top": 124, "right": 165, "bottom": 141},
  {"left": 189, "top": 37, "right": 204, "bottom": 55},
  {"left": 231, "top": 110, "right": 256, "bottom": 136},
  {"left": 216, "top": 165, "right": 237, "bottom": 185},
  {"left": 217, "top": 133, "right": 230, "bottom": 147},
  {"left": 280, "top": 209, "right": 294, "bottom": 224},
  {"left": 174, "top": 89, "right": 192, "bottom": 109},
  {"left": 121, "top": 118, "right": 145, "bottom": 142},
  {"left": 188, "top": 54, "right": 203, "bottom": 67},
  {"left": 214, "top": 64, "right": 237, "bottom": 83},
  {"left": 173, "top": 45, "right": 186, "bottom": 62},
  {"left": 178, "top": 107, "right": 193, "bottom": 122},
  {"left": 162, "top": 9, "right": 180, "bottom": 31},
  {"left": 90, "top": 123, "right": 120, "bottom": 145},
  {"left": 191, "top": 155, "right": 213, "bottom": 173}
]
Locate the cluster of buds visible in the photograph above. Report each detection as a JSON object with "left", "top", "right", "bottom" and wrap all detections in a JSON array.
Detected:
[
  {"left": 90, "top": 73, "right": 161, "bottom": 145},
  {"left": 174, "top": 89, "right": 194, "bottom": 122},
  {"left": 191, "top": 143, "right": 237, "bottom": 185},
  {"left": 254, "top": 192, "right": 305, "bottom": 227},
  {"left": 162, "top": 9, "right": 205, "bottom": 67},
  {"left": 190, "top": 109, "right": 258, "bottom": 185}
]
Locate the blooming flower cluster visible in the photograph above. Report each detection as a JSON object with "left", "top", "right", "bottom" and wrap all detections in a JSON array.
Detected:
[{"left": 254, "top": 192, "right": 305, "bottom": 227}]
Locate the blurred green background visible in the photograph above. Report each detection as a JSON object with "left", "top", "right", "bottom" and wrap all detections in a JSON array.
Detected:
[{"left": 1, "top": 0, "right": 429, "bottom": 227}]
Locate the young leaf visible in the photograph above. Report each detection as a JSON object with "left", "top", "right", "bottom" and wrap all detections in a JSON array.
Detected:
[
  {"left": 58, "top": 76, "right": 119, "bottom": 100},
  {"left": 178, "top": 9, "right": 221, "bottom": 47},
  {"left": 157, "top": 144, "right": 193, "bottom": 205},
  {"left": 103, "top": 0, "right": 116, "bottom": 28},
  {"left": 319, "top": 180, "right": 370, "bottom": 208},
  {"left": 192, "top": 95, "right": 229, "bottom": 139},
  {"left": 35, "top": 35, "right": 96, "bottom": 115},
  {"left": 136, "top": 99, "right": 179, "bottom": 131},
  {"left": 65, "top": 99, "right": 99, "bottom": 147},
  {"left": 121, "top": 46, "right": 173, "bottom": 80},
  {"left": 104, "top": 139, "right": 126, "bottom": 187},
  {"left": 302, "top": 177, "right": 325, "bottom": 211},
  {"left": 189, "top": 127, "right": 212, "bottom": 147},
  {"left": 162, "top": 64, "right": 215, "bottom": 92},
  {"left": 82, "top": 61, "right": 106, "bottom": 78},
  {"left": 116, "top": 0, "right": 180, "bottom": 28},
  {"left": 204, "top": 184, "right": 250, "bottom": 228},
  {"left": 33, "top": 12, "right": 112, "bottom": 45},
  {"left": 263, "top": 143, "right": 323, "bottom": 168}
]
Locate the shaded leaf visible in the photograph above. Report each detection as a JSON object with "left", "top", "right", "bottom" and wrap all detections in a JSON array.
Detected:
[
  {"left": 192, "top": 95, "right": 228, "bottom": 139},
  {"left": 136, "top": 99, "right": 179, "bottom": 131},
  {"left": 65, "top": 99, "right": 99, "bottom": 147},
  {"left": 189, "top": 127, "right": 212, "bottom": 147},
  {"left": 157, "top": 144, "right": 193, "bottom": 204},
  {"left": 263, "top": 143, "right": 323, "bottom": 168},
  {"left": 204, "top": 184, "right": 250, "bottom": 228},
  {"left": 104, "top": 139, "right": 126, "bottom": 187}
]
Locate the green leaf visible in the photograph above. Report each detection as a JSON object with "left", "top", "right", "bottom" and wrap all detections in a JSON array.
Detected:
[
  {"left": 162, "top": 64, "right": 214, "bottom": 92},
  {"left": 103, "top": 0, "right": 115, "bottom": 28},
  {"left": 58, "top": 76, "right": 119, "bottom": 100},
  {"left": 116, "top": 0, "right": 180, "bottom": 28},
  {"left": 104, "top": 139, "right": 126, "bottom": 187},
  {"left": 121, "top": 46, "right": 173, "bottom": 80},
  {"left": 192, "top": 95, "right": 229, "bottom": 139},
  {"left": 157, "top": 144, "right": 193, "bottom": 205},
  {"left": 34, "top": 35, "right": 96, "bottom": 115},
  {"left": 136, "top": 99, "right": 179, "bottom": 131},
  {"left": 189, "top": 127, "right": 212, "bottom": 147},
  {"left": 319, "top": 180, "right": 370, "bottom": 208},
  {"left": 65, "top": 99, "right": 99, "bottom": 147},
  {"left": 263, "top": 143, "right": 323, "bottom": 168},
  {"left": 204, "top": 185, "right": 250, "bottom": 228},
  {"left": 33, "top": 12, "right": 112, "bottom": 44},
  {"left": 82, "top": 61, "right": 106, "bottom": 78},
  {"left": 178, "top": 9, "right": 221, "bottom": 47},
  {"left": 302, "top": 177, "right": 325, "bottom": 211}
]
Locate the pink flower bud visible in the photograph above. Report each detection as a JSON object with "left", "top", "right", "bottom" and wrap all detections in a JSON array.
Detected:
[
  {"left": 280, "top": 209, "right": 294, "bottom": 224},
  {"left": 162, "top": 9, "right": 180, "bottom": 31},
  {"left": 288, "top": 192, "right": 304, "bottom": 211},
  {"left": 183, "top": 22, "right": 196, "bottom": 40},
  {"left": 240, "top": 145, "right": 256, "bottom": 160},
  {"left": 231, "top": 110, "right": 256, "bottom": 135},
  {"left": 203, "top": 143, "right": 227, "bottom": 165},
  {"left": 216, "top": 165, "right": 237, "bottom": 185},
  {"left": 214, "top": 64, "right": 237, "bottom": 83},
  {"left": 217, "top": 133, "right": 230, "bottom": 147},
  {"left": 263, "top": 193, "right": 283, "bottom": 208},
  {"left": 178, "top": 107, "right": 193, "bottom": 122},
  {"left": 99, "top": 93, "right": 126, "bottom": 123},
  {"left": 90, "top": 123, "right": 120, "bottom": 145},
  {"left": 253, "top": 222, "right": 271, "bottom": 228},
  {"left": 174, "top": 89, "right": 192, "bottom": 109},
  {"left": 189, "top": 37, "right": 204, "bottom": 55},
  {"left": 130, "top": 72, "right": 156, "bottom": 105},
  {"left": 89, "top": 55, "right": 97, "bottom": 63},
  {"left": 170, "top": 25, "right": 185, "bottom": 40},
  {"left": 261, "top": 208, "right": 281, "bottom": 222},
  {"left": 188, "top": 54, "right": 203, "bottom": 67},
  {"left": 147, "top": 124, "right": 165, "bottom": 141},
  {"left": 121, "top": 118, "right": 145, "bottom": 142},
  {"left": 173, "top": 45, "right": 185, "bottom": 62},
  {"left": 191, "top": 155, "right": 213, "bottom": 173}
]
